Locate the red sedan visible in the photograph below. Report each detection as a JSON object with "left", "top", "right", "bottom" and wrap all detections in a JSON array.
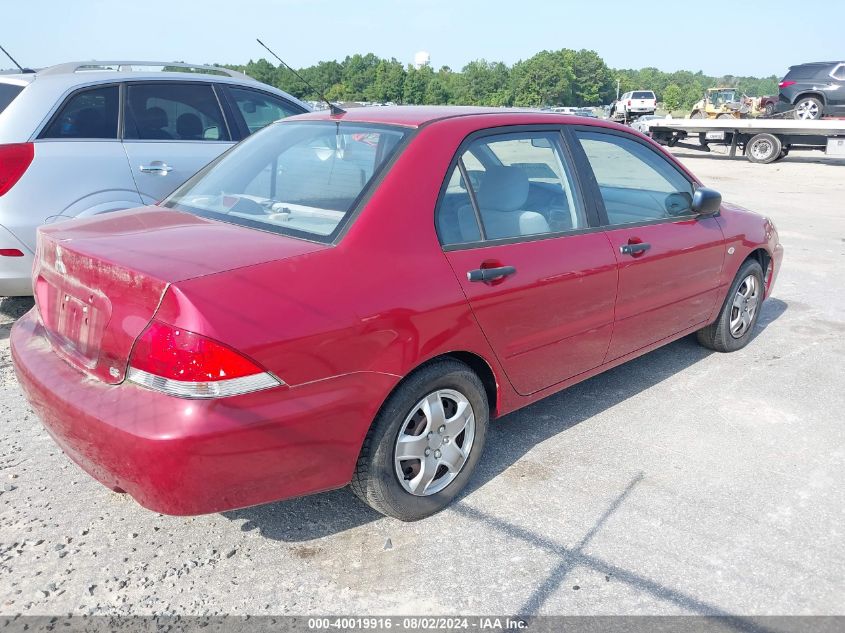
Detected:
[{"left": 11, "top": 107, "right": 783, "bottom": 521}]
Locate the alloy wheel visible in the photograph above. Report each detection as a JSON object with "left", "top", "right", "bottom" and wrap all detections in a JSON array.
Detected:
[
  {"left": 795, "top": 99, "right": 820, "bottom": 120},
  {"left": 729, "top": 274, "right": 760, "bottom": 338},
  {"left": 394, "top": 389, "right": 476, "bottom": 496}
]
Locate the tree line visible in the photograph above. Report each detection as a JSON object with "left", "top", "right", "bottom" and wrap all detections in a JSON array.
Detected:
[{"left": 221, "top": 49, "right": 779, "bottom": 111}]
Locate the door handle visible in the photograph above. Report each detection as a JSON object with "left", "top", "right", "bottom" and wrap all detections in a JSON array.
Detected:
[
  {"left": 620, "top": 242, "right": 651, "bottom": 256},
  {"left": 467, "top": 266, "right": 516, "bottom": 282},
  {"left": 139, "top": 162, "right": 173, "bottom": 175}
]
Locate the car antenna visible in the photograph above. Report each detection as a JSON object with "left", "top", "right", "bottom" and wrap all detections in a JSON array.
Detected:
[
  {"left": 256, "top": 38, "right": 345, "bottom": 116},
  {"left": 0, "top": 43, "right": 34, "bottom": 73}
]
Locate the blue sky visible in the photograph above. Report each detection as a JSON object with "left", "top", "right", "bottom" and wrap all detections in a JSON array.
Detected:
[{"left": 2, "top": 0, "right": 841, "bottom": 77}]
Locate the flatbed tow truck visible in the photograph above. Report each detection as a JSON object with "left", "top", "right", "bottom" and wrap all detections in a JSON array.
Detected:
[{"left": 644, "top": 117, "right": 845, "bottom": 164}]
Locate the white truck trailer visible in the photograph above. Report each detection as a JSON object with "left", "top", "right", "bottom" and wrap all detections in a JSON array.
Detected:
[{"left": 644, "top": 118, "right": 845, "bottom": 164}]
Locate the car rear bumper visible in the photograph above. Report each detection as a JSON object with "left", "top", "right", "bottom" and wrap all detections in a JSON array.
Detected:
[{"left": 11, "top": 310, "right": 397, "bottom": 515}]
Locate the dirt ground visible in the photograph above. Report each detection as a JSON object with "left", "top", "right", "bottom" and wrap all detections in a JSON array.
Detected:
[{"left": 0, "top": 147, "right": 843, "bottom": 617}]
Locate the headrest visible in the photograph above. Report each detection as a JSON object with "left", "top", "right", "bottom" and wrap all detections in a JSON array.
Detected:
[
  {"left": 143, "top": 107, "right": 168, "bottom": 129},
  {"left": 476, "top": 166, "right": 529, "bottom": 212},
  {"left": 176, "top": 113, "right": 203, "bottom": 138}
]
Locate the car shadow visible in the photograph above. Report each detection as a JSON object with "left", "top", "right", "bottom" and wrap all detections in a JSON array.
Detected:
[{"left": 225, "top": 297, "right": 788, "bottom": 542}]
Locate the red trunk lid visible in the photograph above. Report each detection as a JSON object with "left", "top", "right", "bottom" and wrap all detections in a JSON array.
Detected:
[{"left": 33, "top": 207, "right": 327, "bottom": 384}]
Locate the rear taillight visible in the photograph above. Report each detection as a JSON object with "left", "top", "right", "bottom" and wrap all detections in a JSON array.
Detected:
[
  {"left": 0, "top": 143, "right": 34, "bottom": 197},
  {"left": 127, "top": 320, "right": 282, "bottom": 398},
  {"left": 779, "top": 80, "right": 796, "bottom": 89},
  {"left": 0, "top": 249, "right": 24, "bottom": 257},
  {"left": 627, "top": 100, "right": 632, "bottom": 106}
]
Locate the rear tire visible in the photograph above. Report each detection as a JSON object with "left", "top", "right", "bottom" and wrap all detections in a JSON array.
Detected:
[
  {"left": 691, "top": 110, "right": 706, "bottom": 119},
  {"left": 350, "top": 360, "right": 489, "bottom": 521},
  {"left": 793, "top": 96, "right": 823, "bottom": 120},
  {"left": 697, "top": 259, "right": 764, "bottom": 353},
  {"left": 764, "top": 102, "right": 775, "bottom": 117},
  {"left": 746, "top": 133, "right": 782, "bottom": 164}
]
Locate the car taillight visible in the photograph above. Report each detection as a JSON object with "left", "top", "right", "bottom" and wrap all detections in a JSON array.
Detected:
[
  {"left": 127, "top": 320, "right": 282, "bottom": 398},
  {"left": 0, "top": 249, "right": 24, "bottom": 257},
  {"left": 0, "top": 143, "right": 34, "bottom": 197},
  {"left": 627, "top": 100, "right": 632, "bottom": 106},
  {"left": 779, "top": 80, "right": 796, "bottom": 89}
]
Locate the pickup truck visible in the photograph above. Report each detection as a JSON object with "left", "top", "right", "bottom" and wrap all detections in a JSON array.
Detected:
[{"left": 610, "top": 90, "right": 657, "bottom": 121}]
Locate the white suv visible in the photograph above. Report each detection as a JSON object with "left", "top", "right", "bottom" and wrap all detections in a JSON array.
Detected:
[
  {"left": 611, "top": 90, "right": 657, "bottom": 121},
  {"left": 0, "top": 61, "right": 309, "bottom": 296}
]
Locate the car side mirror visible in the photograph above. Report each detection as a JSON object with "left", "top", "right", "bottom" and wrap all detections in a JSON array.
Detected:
[{"left": 692, "top": 187, "right": 722, "bottom": 216}]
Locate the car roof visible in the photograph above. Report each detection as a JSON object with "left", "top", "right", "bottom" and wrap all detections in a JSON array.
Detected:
[
  {"left": 289, "top": 105, "right": 617, "bottom": 128},
  {"left": 1, "top": 60, "right": 301, "bottom": 99},
  {"left": 789, "top": 61, "right": 844, "bottom": 68}
]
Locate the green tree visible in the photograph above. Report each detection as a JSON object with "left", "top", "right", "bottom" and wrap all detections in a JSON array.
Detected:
[
  {"left": 370, "top": 59, "right": 406, "bottom": 103},
  {"left": 510, "top": 51, "right": 571, "bottom": 107},
  {"left": 456, "top": 60, "right": 511, "bottom": 105},
  {"left": 341, "top": 53, "right": 380, "bottom": 100},
  {"left": 403, "top": 65, "right": 434, "bottom": 104},
  {"left": 662, "top": 84, "right": 684, "bottom": 111},
  {"left": 566, "top": 49, "right": 614, "bottom": 105},
  {"left": 244, "top": 58, "right": 279, "bottom": 87},
  {"left": 221, "top": 51, "right": 778, "bottom": 113}
]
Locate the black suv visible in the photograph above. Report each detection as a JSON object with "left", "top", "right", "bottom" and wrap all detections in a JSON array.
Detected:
[{"left": 777, "top": 61, "right": 845, "bottom": 119}]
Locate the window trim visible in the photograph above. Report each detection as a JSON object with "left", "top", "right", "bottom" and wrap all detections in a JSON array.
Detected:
[
  {"left": 831, "top": 64, "right": 845, "bottom": 81},
  {"left": 220, "top": 84, "right": 308, "bottom": 140},
  {"left": 434, "top": 124, "right": 596, "bottom": 252},
  {"left": 36, "top": 83, "right": 121, "bottom": 142},
  {"left": 121, "top": 80, "right": 233, "bottom": 143},
  {"left": 566, "top": 125, "right": 705, "bottom": 229}
]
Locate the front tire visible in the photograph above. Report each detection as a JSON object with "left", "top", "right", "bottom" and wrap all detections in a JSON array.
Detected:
[
  {"left": 697, "top": 259, "right": 764, "bottom": 352},
  {"left": 351, "top": 360, "right": 489, "bottom": 521}
]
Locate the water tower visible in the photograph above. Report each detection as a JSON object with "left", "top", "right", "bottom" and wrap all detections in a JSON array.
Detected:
[{"left": 413, "top": 51, "right": 431, "bottom": 69}]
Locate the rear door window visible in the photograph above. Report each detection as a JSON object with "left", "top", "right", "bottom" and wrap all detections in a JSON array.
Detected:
[
  {"left": 40, "top": 85, "right": 119, "bottom": 139},
  {"left": 436, "top": 131, "right": 585, "bottom": 245},
  {"left": 0, "top": 83, "right": 23, "bottom": 115},
  {"left": 228, "top": 87, "right": 304, "bottom": 134},
  {"left": 632, "top": 91, "right": 654, "bottom": 99},
  {"left": 124, "top": 83, "right": 230, "bottom": 141}
]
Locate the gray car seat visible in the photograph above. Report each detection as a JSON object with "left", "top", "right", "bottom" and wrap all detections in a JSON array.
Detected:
[{"left": 459, "top": 166, "right": 550, "bottom": 240}]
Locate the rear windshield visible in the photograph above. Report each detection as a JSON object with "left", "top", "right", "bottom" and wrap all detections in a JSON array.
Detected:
[
  {"left": 0, "top": 83, "right": 24, "bottom": 115},
  {"left": 785, "top": 65, "right": 826, "bottom": 80},
  {"left": 632, "top": 91, "right": 655, "bottom": 99},
  {"left": 164, "top": 121, "right": 408, "bottom": 241}
]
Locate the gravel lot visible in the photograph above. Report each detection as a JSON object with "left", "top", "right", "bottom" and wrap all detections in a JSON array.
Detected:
[{"left": 1, "top": 147, "right": 843, "bottom": 617}]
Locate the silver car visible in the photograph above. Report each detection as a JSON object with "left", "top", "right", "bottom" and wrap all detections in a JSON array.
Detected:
[{"left": 0, "top": 61, "right": 309, "bottom": 296}]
